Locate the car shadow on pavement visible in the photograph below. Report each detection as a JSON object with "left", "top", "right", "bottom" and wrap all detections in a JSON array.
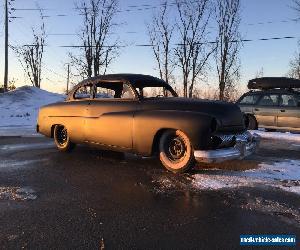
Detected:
[{"left": 67, "top": 145, "right": 262, "bottom": 174}]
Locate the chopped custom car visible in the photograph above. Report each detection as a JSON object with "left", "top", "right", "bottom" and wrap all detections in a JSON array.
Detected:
[{"left": 37, "top": 74, "right": 260, "bottom": 173}]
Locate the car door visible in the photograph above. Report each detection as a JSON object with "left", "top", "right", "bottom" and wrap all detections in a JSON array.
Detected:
[
  {"left": 277, "top": 94, "right": 300, "bottom": 129},
  {"left": 65, "top": 84, "right": 94, "bottom": 143},
  {"left": 85, "top": 82, "right": 139, "bottom": 149},
  {"left": 254, "top": 93, "right": 280, "bottom": 127}
]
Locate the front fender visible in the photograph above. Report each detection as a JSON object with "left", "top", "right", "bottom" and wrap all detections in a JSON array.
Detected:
[{"left": 133, "top": 110, "right": 214, "bottom": 155}]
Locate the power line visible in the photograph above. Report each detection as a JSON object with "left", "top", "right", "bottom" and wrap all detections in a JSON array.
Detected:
[
  {"left": 9, "top": 2, "right": 300, "bottom": 28},
  {"left": 8, "top": 0, "right": 300, "bottom": 38},
  {"left": 46, "top": 31, "right": 138, "bottom": 36},
  {"left": 11, "top": 8, "right": 49, "bottom": 11},
  {"left": 10, "top": 35, "right": 298, "bottom": 49},
  {"left": 244, "top": 18, "right": 300, "bottom": 26},
  {"left": 135, "top": 36, "right": 299, "bottom": 47},
  {"left": 9, "top": 12, "right": 300, "bottom": 30}
]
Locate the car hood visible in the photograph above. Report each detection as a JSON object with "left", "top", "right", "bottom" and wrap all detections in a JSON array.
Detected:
[{"left": 142, "top": 97, "right": 244, "bottom": 128}]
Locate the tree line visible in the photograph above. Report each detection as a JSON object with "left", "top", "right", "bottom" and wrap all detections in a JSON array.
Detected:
[
  {"left": 3, "top": 0, "right": 300, "bottom": 100},
  {"left": 148, "top": 0, "right": 241, "bottom": 100}
]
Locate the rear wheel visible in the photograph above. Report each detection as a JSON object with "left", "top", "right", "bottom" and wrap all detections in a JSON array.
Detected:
[
  {"left": 54, "top": 125, "right": 75, "bottom": 152},
  {"left": 159, "top": 130, "right": 195, "bottom": 173},
  {"left": 247, "top": 115, "right": 258, "bottom": 130}
]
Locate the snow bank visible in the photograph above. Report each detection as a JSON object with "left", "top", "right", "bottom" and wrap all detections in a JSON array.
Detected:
[
  {"left": 250, "top": 130, "right": 300, "bottom": 142},
  {"left": 0, "top": 86, "right": 64, "bottom": 127}
]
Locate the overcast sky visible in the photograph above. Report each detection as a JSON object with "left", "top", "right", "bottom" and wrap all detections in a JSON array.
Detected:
[{"left": 0, "top": 0, "right": 299, "bottom": 94}]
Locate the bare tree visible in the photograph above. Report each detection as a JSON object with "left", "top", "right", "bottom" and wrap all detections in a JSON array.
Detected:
[
  {"left": 174, "top": 0, "right": 214, "bottom": 98},
  {"left": 13, "top": 13, "right": 45, "bottom": 88},
  {"left": 288, "top": 1, "right": 300, "bottom": 79},
  {"left": 71, "top": 0, "right": 119, "bottom": 78},
  {"left": 255, "top": 67, "right": 264, "bottom": 78},
  {"left": 147, "top": 1, "right": 174, "bottom": 85},
  {"left": 287, "top": 49, "right": 300, "bottom": 79},
  {"left": 215, "top": 0, "right": 242, "bottom": 101},
  {"left": 293, "top": 0, "right": 300, "bottom": 12}
]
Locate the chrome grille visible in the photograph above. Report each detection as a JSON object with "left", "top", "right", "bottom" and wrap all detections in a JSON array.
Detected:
[{"left": 212, "top": 131, "right": 252, "bottom": 148}]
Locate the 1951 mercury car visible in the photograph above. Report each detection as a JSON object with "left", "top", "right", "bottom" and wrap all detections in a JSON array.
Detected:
[{"left": 37, "top": 74, "right": 260, "bottom": 173}]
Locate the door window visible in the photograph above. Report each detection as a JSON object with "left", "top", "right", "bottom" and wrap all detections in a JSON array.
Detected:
[
  {"left": 257, "top": 94, "right": 279, "bottom": 106},
  {"left": 280, "top": 95, "right": 297, "bottom": 107},
  {"left": 95, "top": 82, "right": 135, "bottom": 100},
  {"left": 74, "top": 84, "right": 93, "bottom": 99}
]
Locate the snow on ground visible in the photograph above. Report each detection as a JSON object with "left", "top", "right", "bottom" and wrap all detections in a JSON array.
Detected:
[
  {"left": 192, "top": 159, "right": 300, "bottom": 195},
  {"left": 250, "top": 130, "right": 300, "bottom": 142},
  {"left": 0, "top": 125, "right": 41, "bottom": 137},
  {"left": 0, "top": 159, "right": 49, "bottom": 170},
  {"left": 0, "top": 86, "right": 64, "bottom": 128},
  {"left": 0, "top": 186, "right": 37, "bottom": 201},
  {"left": 154, "top": 160, "right": 300, "bottom": 195}
]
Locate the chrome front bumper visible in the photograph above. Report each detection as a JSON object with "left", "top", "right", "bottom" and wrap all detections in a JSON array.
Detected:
[{"left": 194, "top": 132, "right": 260, "bottom": 163}]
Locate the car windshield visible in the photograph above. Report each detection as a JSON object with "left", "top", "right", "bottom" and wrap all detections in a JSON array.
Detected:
[{"left": 136, "top": 86, "right": 176, "bottom": 99}]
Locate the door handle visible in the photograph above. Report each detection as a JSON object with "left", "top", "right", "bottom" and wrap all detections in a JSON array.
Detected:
[
  {"left": 280, "top": 109, "right": 285, "bottom": 112},
  {"left": 254, "top": 108, "right": 259, "bottom": 111}
]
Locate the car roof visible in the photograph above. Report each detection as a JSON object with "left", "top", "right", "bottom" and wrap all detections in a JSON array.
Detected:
[
  {"left": 67, "top": 74, "right": 172, "bottom": 100},
  {"left": 248, "top": 77, "right": 300, "bottom": 90},
  {"left": 77, "top": 74, "right": 168, "bottom": 88}
]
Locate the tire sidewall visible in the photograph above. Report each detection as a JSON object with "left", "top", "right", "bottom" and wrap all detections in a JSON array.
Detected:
[
  {"left": 159, "top": 130, "right": 194, "bottom": 173},
  {"left": 248, "top": 115, "right": 258, "bottom": 130}
]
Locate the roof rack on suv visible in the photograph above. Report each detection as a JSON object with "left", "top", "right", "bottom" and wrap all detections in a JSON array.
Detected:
[{"left": 248, "top": 77, "right": 300, "bottom": 90}]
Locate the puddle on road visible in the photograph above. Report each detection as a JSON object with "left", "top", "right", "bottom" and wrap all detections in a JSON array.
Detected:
[
  {"left": 0, "top": 142, "right": 54, "bottom": 151},
  {"left": 0, "top": 159, "right": 48, "bottom": 170},
  {"left": 0, "top": 187, "right": 37, "bottom": 201}
]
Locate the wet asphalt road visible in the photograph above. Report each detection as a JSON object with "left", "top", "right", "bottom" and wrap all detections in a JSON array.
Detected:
[{"left": 0, "top": 136, "right": 299, "bottom": 249}]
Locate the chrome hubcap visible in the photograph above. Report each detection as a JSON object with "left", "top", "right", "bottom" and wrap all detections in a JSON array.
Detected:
[
  {"left": 167, "top": 136, "right": 186, "bottom": 161},
  {"left": 57, "top": 126, "right": 68, "bottom": 146}
]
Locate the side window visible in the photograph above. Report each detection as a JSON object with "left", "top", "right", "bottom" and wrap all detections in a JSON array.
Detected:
[
  {"left": 74, "top": 84, "right": 93, "bottom": 99},
  {"left": 121, "top": 84, "right": 134, "bottom": 99},
  {"left": 258, "top": 94, "right": 279, "bottom": 106},
  {"left": 95, "top": 86, "right": 115, "bottom": 99},
  {"left": 280, "top": 95, "right": 297, "bottom": 107},
  {"left": 238, "top": 94, "right": 260, "bottom": 105},
  {"left": 95, "top": 83, "right": 134, "bottom": 100}
]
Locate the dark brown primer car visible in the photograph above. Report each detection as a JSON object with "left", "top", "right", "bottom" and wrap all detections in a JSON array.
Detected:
[
  {"left": 37, "top": 74, "right": 260, "bottom": 173},
  {"left": 237, "top": 77, "right": 300, "bottom": 132}
]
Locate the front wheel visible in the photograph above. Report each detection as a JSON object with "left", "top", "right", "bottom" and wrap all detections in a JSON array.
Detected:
[
  {"left": 54, "top": 125, "right": 75, "bottom": 152},
  {"left": 247, "top": 115, "right": 258, "bottom": 130},
  {"left": 159, "top": 130, "right": 195, "bottom": 173}
]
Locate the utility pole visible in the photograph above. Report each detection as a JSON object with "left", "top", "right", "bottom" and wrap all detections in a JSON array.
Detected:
[
  {"left": 66, "top": 64, "right": 70, "bottom": 95},
  {"left": 3, "top": 0, "right": 8, "bottom": 92}
]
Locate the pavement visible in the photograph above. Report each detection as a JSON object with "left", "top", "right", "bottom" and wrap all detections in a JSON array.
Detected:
[{"left": 0, "top": 135, "right": 299, "bottom": 249}]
